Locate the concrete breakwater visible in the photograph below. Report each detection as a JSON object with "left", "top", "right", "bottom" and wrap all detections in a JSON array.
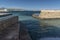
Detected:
[
  {"left": 39, "top": 10, "right": 60, "bottom": 19},
  {"left": 0, "top": 16, "right": 18, "bottom": 31}
]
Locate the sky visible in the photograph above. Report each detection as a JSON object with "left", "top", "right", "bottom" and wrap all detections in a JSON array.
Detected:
[{"left": 0, "top": 0, "right": 60, "bottom": 10}]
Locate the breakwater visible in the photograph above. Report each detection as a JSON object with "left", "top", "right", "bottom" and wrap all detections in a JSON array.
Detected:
[{"left": 39, "top": 10, "right": 60, "bottom": 19}]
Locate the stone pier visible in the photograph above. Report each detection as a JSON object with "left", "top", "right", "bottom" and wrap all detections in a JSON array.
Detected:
[{"left": 0, "top": 16, "right": 19, "bottom": 40}]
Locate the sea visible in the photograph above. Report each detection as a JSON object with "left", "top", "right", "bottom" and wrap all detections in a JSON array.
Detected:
[{"left": 9, "top": 11, "right": 60, "bottom": 40}]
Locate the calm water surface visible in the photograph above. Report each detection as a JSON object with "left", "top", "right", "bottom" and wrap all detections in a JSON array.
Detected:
[{"left": 11, "top": 11, "right": 60, "bottom": 40}]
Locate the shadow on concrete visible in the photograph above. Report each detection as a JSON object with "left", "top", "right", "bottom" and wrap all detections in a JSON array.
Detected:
[{"left": 19, "top": 21, "right": 32, "bottom": 40}]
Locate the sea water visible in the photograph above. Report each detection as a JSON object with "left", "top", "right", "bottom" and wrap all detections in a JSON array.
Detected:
[{"left": 10, "top": 11, "right": 60, "bottom": 40}]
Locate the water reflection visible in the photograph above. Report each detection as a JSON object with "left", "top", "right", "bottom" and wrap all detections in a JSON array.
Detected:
[
  {"left": 20, "top": 19, "right": 60, "bottom": 40},
  {"left": 40, "top": 19, "right": 60, "bottom": 27},
  {"left": 20, "top": 20, "right": 41, "bottom": 40},
  {"left": 40, "top": 19, "right": 60, "bottom": 38}
]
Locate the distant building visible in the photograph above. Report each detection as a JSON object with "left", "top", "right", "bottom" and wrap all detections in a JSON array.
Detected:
[{"left": 0, "top": 8, "right": 7, "bottom": 12}]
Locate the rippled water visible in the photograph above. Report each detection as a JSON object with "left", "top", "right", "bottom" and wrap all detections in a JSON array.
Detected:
[{"left": 10, "top": 11, "right": 60, "bottom": 40}]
